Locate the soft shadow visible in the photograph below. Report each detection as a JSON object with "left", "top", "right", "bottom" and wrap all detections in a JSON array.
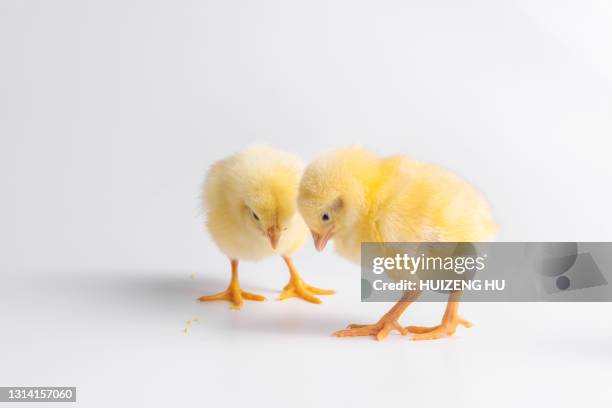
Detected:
[{"left": 36, "top": 268, "right": 348, "bottom": 338}]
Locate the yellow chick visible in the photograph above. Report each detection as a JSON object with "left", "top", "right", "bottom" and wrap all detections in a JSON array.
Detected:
[
  {"left": 298, "top": 146, "right": 496, "bottom": 340},
  {"left": 199, "top": 146, "right": 334, "bottom": 309}
]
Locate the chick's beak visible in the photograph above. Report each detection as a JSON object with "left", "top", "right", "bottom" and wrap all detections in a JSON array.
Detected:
[
  {"left": 311, "top": 228, "right": 333, "bottom": 252},
  {"left": 267, "top": 225, "right": 280, "bottom": 250}
]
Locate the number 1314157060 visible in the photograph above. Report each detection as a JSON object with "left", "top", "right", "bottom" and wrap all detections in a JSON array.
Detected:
[{"left": 1, "top": 387, "right": 76, "bottom": 402}]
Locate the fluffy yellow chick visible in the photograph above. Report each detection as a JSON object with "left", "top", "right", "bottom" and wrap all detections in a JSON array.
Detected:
[
  {"left": 298, "top": 146, "right": 496, "bottom": 340},
  {"left": 199, "top": 146, "right": 334, "bottom": 309}
]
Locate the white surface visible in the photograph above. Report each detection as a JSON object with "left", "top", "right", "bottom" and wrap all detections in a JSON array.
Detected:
[{"left": 2, "top": 0, "right": 612, "bottom": 407}]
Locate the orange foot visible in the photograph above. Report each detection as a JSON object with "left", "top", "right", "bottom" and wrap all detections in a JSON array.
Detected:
[
  {"left": 198, "top": 287, "right": 266, "bottom": 310},
  {"left": 407, "top": 317, "right": 472, "bottom": 341},
  {"left": 278, "top": 278, "right": 335, "bottom": 304},
  {"left": 334, "top": 316, "right": 407, "bottom": 341},
  {"left": 279, "top": 256, "right": 335, "bottom": 304}
]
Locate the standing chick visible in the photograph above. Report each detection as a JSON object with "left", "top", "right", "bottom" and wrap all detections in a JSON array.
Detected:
[
  {"left": 200, "top": 146, "right": 334, "bottom": 309},
  {"left": 298, "top": 146, "right": 496, "bottom": 340}
]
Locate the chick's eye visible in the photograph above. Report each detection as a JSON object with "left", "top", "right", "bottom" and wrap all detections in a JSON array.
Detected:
[
  {"left": 321, "top": 213, "right": 330, "bottom": 222},
  {"left": 252, "top": 211, "right": 260, "bottom": 221}
]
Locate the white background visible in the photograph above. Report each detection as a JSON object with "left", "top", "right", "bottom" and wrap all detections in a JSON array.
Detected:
[{"left": 2, "top": 0, "right": 612, "bottom": 407}]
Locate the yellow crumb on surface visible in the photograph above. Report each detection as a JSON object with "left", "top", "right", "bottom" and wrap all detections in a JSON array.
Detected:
[
  {"left": 183, "top": 328, "right": 189, "bottom": 334},
  {"left": 187, "top": 319, "right": 193, "bottom": 325}
]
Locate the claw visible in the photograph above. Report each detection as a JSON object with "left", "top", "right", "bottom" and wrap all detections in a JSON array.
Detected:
[
  {"left": 198, "top": 259, "right": 266, "bottom": 309},
  {"left": 334, "top": 317, "right": 406, "bottom": 341},
  {"left": 279, "top": 282, "right": 335, "bottom": 304},
  {"left": 407, "top": 317, "right": 472, "bottom": 340},
  {"left": 279, "top": 256, "right": 335, "bottom": 304},
  {"left": 198, "top": 287, "right": 266, "bottom": 310}
]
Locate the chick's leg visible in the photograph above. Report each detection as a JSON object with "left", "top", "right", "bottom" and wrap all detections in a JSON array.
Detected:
[
  {"left": 198, "top": 259, "right": 266, "bottom": 310},
  {"left": 406, "top": 291, "right": 472, "bottom": 340},
  {"left": 334, "top": 290, "right": 422, "bottom": 341},
  {"left": 278, "top": 256, "right": 335, "bottom": 304}
]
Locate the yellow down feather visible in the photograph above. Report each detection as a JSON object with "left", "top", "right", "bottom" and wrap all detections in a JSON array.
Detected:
[
  {"left": 203, "top": 145, "right": 308, "bottom": 260},
  {"left": 298, "top": 146, "right": 497, "bottom": 263}
]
